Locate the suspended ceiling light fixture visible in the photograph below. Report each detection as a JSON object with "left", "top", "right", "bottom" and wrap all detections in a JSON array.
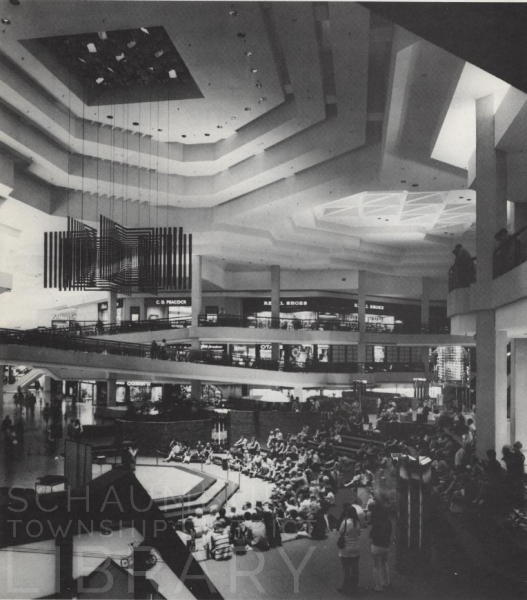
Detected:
[
  {"left": 140, "top": 27, "right": 149, "bottom": 34},
  {"left": 98, "top": 31, "right": 108, "bottom": 40},
  {"left": 87, "top": 42, "right": 97, "bottom": 53},
  {"left": 115, "top": 53, "right": 125, "bottom": 61},
  {"left": 168, "top": 69, "right": 177, "bottom": 79},
  {"left": 96, "top": 77, "right": 104, "bottom": 84},
  {"left": 154, "top": 49, "right": 164, "bottom": 58}
]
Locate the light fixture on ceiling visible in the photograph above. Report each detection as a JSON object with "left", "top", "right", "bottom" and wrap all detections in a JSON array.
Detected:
[
  {"left": 229, "top": 9, "right": 239, "bottom": 17},
  {"left": 204, "top": 133, "right": 210, "bottom": 137},
  {"left": 154, "top": 49, "right": 164, "bottom": 58},
  {"left": 1, "top": 18, "right": 11, "bottom": 24},
  {"left": 107, "top": 115, "right": 113, "bottom": 120},
  {"left": 244, "top": 51, "right": 252, "bottom": 57},
  {"left": 217, "top": 125, "right": 223, "bottom": 129},
  {"left": 255, "top": 81, "right": 262, "bottom": 88},
  {"left": 87, "top": 42, "right": 97, "bottom": 53},
  {"left": 250, "top": 68, "right": 257, "bottom": 73},
  {"left": 244, "top": 107, "right": 251, "bottom": 111},
  {"left": 115, "top": 53, "right": 125, "bottom": 61},
  {"left": 98, "top": 31, "right": 108, "bottom": 40},
  {"left": 259, "top": 97, "right": 267, "bottom": 102},
  {"left": 132, "top": 122, "right": 139, "bottom": 126},
  {"left": 96, "top": 77, "right": 104, "bottom": 84},
  {"left": 237, "top": 32, "right": 246, "bottom": 38},
  {"left": 140, "top": 27, "right": 149, "bottom": 34},
  {"left": 127, "top": 39, "right": 136, "bottom": 49},
  {"left": 168, "top": 69, "right": 177, "bottom": 79}
]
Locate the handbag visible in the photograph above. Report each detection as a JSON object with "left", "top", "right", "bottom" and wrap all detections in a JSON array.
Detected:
[{"left": 337, "top": 518, "right": 347, "bottom": 549}]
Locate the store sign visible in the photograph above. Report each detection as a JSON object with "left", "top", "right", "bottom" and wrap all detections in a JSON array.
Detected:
[
  {"left": 263, "top": 300, "right": 308, "bottom": 307},
  {"left": 259, "top": 344, "right": 272, "bottom": 351},
  {"left": 201, "top": 344, "right": 227, "bottom": 351},
  {"left": 52, "top": 310, "right": 76, "bottom": 320},
  {"left": 353, "top": 302, "right": 385, "bottom": 311},
  {"left": 147, "top": 298, "right": 191, "bottom": 306},
  {"left": 98, "top": 302, "right": 108, "bottom": 311}
]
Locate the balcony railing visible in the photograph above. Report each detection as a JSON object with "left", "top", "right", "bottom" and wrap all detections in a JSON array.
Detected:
[
  {"left": 493, "top": 226, "right": 527, "bottom": 279},
  {"left": 37, "top": 312, "right": 450, "bottom": 337},
  {"left": 0, "top": 328, "right": 424, "bottom": 375},
  {"left": 198, "top": 314, "right": 359, "bottom": 332}
]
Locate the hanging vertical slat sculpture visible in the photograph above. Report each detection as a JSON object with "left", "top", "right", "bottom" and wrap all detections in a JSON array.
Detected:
[{"left": 44, "top": 216, "right": 191, "bottom": 295}]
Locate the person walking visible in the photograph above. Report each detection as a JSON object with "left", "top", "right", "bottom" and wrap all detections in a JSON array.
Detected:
[
  {"left": 337, "top": 504, "right": 363, "bottom": 596},
  {"left": 369, "top": 501, "right": 392, "bottom": 592},
  {"left": 42, "top": 403, "right": 51, "bottom": 429}
]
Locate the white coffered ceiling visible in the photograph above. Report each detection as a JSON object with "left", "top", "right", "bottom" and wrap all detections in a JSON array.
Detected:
[{"left": 0, "top": 0, "right": 521, "bottom": 283}]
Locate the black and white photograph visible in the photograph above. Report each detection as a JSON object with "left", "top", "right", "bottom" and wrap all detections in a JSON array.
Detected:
[{"left": 0, "top": 1, "right": 526, "bottom": 599}]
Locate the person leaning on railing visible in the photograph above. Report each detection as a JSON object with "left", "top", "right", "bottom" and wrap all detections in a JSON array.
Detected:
[{"left": 452, "top": 244, "right": 475, "bottom": 288}]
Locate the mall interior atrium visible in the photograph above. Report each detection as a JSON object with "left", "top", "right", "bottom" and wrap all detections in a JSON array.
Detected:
[{"left": 0, "top": 2, "right": 526, "bottom": 599}]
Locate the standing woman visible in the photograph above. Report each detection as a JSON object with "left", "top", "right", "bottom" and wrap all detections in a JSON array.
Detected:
[
  {"left": 369, "top": 501, "right": 392, "bottom": 592},
  {"left": 337, "top": 505, "right": 362, "bottom": 595}
]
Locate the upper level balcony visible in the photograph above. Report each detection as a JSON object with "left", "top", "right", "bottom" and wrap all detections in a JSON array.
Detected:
[
  {"left": 0, "top": 328, "right": 430, "bottom": 386},
  {"left": 447, "top": 227, "right": 527, "bottom": 337},
  {"left": 39, "top": 313, "right": 455, "bottom": 346}
]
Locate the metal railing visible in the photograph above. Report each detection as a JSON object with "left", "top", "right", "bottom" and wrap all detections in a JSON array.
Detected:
[
  {"left": 493, "top": 225, "right": 527, "bottom": 279},
  {"left": 38, "top": 313, "right": 449, "bottom": 337},
  {"left": 198, "top": 314, "right": 359, "bottom": 332},
  {"left": 0, "top": 328, "right": 425, "bottom": 375}
]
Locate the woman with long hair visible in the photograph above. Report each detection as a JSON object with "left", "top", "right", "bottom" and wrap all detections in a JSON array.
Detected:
[
  {"left": 369, "top": 500, "right": 392, "bottom": 592},
  {"left": 337, "top": 504, "right": 362, "bottom": 595}
]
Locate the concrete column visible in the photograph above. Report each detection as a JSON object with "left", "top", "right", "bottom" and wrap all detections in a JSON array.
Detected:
[
  {"left": 189, "top": 338, "right": 202, "bottom": 404},
  {"left": 191, "top": 380, "right": 202, "bottom": 403},
  {"left": 511, "top": 202, "right": 527, "bottom": 233},
  {"left": 271, "top": 265, "right": 281, "bottom": 361},
  {"left": 357, "top": 270, "right": 366, "bottom": 365},
  {"left": 510, "top": 339, "right": 527, "bottom": 445},
  {"left": 107, "top": 374, "right": 117, "bottom": 407},
  {"left": 475, "top": 311, "right": 508, "bottom": 458},
  {"left": 108, "top": 291, "right": 118, "bottom": 324},
  {"left": 191, "top": 255, "right": 202, "bottom": 328},
  {"left": 421, "top": 277, "right": 431, "bottom": 331},
  {"left": 475, "top": 95, "right": 508, "bottom": 290},
  {"left": 43, "top": 375, "right": 52, "bottom": 405}
]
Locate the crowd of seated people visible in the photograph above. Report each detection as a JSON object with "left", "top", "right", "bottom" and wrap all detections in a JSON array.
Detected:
[{"left": 163, "top": 439, "right": 224, "bottom": 464}]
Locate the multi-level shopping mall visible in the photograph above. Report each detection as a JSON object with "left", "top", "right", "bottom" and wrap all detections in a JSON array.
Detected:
[{"left": 0, "top": 2, "right": 526, "bottom": 599}]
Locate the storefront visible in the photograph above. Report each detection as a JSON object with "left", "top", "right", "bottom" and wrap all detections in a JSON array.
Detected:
[
  {"left": 243, "top": 297, "right": 355, "bottom": 329},
  {"left": 145, "top": 297, "right": 191, "bottom": 323},
  {"left": 51, "top": 309, "right": 77, "bottom": 329},
  {"left": 242, "top": 297, "right": 423, "bottom": 332},
  {"left": 98, "top": 299, "right": 123, "bottom": 324}
]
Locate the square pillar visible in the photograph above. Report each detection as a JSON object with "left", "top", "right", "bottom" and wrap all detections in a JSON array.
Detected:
[
  {"left": 191, "top": 255, "right": 202, "bottom": 328},
  {"left": 475, "top": 95, "right": 508, "bottom": 290},
  {"left": 510, "top": 339, "right": 527, "bottom": 445},
  {"left": 421, "top": 277, "right": 431, "bottom": 331},
  {"left": 108, "top": 291, "right": 118, "bottom": 324},
  {"left": 271, "top": 265, "right": 280, "bottom": 361},
  {"left": 475, "top": 310, "right": 508, "bottom": 458},
  {"left": 357, "top": 270, "right": 366, "bottom": 365},
  {"left": 107, "top": 375, "right": 117, "bottom": 407}
]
